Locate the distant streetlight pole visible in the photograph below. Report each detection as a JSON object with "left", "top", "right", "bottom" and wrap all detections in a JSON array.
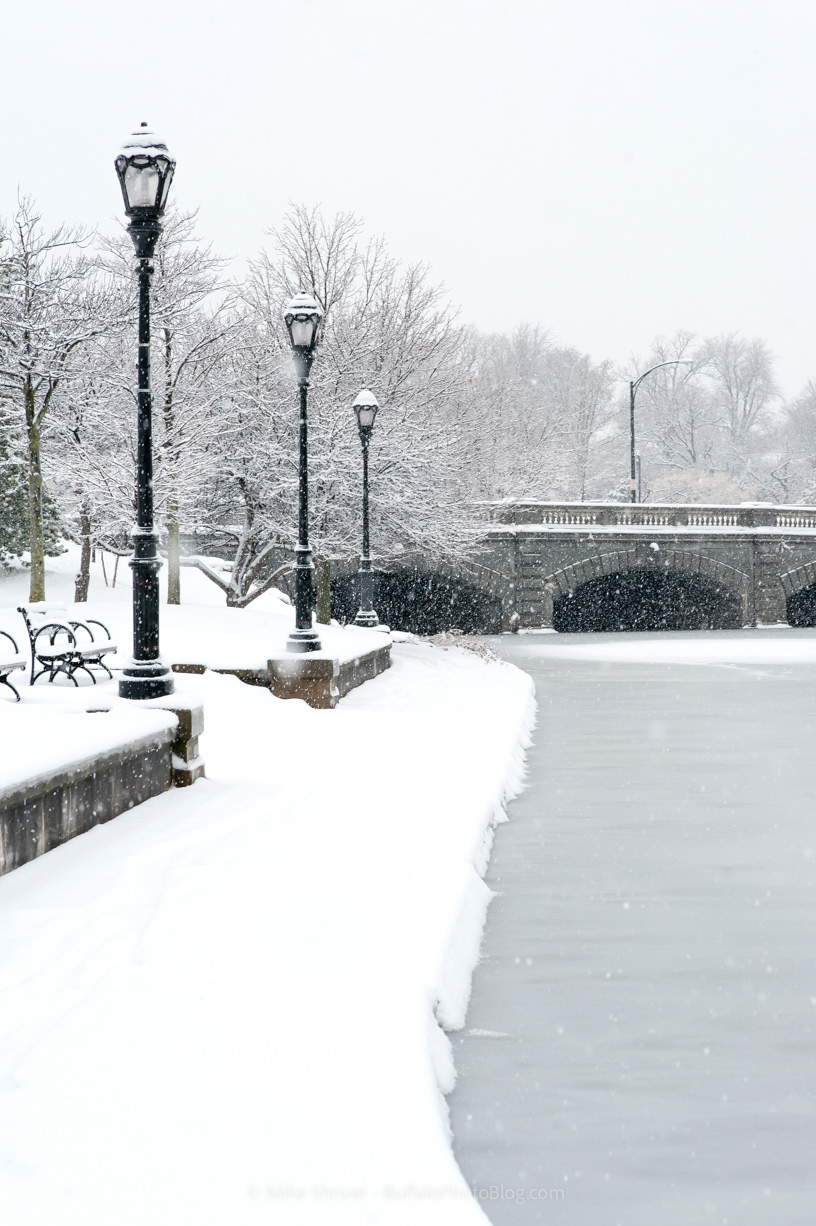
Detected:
[
  {"left": 114, "top": 123, "right": 176, "bottom": 699},
  {"left": 283, "top": 291, "right": 324, "bottom": 653},
  {"left": 629, "top": 361, "right": 693, "bottom": 503},
  {"left": 352, "top": 388, "right": 380, "bottom": 628}
]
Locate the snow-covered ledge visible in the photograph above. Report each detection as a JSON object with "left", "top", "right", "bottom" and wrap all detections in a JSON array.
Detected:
[
  {"left": 267, "top": 641, "right": 391, "bottom": 708},
  {"left": 0, "top": 702, "right": 180, "bottom": 876},
  {"left": 172, "top": 635, "right": 392, "bottom": 709}
]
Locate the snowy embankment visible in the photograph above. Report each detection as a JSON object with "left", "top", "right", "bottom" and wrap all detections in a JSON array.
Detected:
[
  {"left": 0, "top": 550, "right": 535, "bottom": 1225},
  {"left": 0, "top": 549, "right": 386, "bottom": 673}
]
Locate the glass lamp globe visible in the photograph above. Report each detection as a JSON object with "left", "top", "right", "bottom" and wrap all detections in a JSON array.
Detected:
[
  {"left": 115, "top": 123, "right": 175, "bottom": 218},
  {"left": 283, "top": 291, "right": 323, "bottom": 352},
  {"left": 353, "top": 388, "right": 380, "bottom": 430}
]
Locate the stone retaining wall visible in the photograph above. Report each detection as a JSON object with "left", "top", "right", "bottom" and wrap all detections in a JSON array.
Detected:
[
  {"left": 173, "top": 640, "right": 392, "bottom": 710},
  {"left": 0, "top": 727, "right": 175, "bottom": 876}
]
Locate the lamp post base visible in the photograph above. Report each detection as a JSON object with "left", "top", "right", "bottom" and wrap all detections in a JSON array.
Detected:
[
  {"left": 286, "top": 628, "right": 322, "bottom": 654},
  {"left": 353, "top": 609, "right": 379, "bottom": 628},
  {"left": 119, "top": 662, "right": 175, "bottom": 700}
]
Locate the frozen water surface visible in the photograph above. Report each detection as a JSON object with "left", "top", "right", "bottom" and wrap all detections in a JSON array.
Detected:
[{"left": 449, "top": 629, "right": 816, "bottom": 1226}]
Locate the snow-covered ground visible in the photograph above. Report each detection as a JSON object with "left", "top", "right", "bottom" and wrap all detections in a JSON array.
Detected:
[
  {"left": 0, "top": 548, "right": 535, "bottom": 1224},
  {"left": 0, "top": 546, "right": 386, "bottom": 672}
]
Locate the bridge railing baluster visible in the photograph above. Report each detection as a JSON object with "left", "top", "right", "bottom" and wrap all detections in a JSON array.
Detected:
[{"left": 483, "top": 499, "right": 816, "bottom": 531}]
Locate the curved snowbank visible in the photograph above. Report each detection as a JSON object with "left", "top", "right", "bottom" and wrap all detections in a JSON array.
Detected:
[{"left": 0, "top": 637, "right": 534, "bottom": 1225}]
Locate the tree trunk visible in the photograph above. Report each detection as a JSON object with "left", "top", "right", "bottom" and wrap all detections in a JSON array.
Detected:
[
  {"left": 315, "top": 556, "right": 331, "bottom": 624},
  {"left": 74, "top": 504, "right": 91, "bottom": 602},
  {"left": 25, "top": 382, "right": 46, "bottom": 602},
  {"left": 163, "top": 329, "right": 180, "bottom": 605},
  {"left": 167, "top": 508, "right": 180, "bottom": 605}
]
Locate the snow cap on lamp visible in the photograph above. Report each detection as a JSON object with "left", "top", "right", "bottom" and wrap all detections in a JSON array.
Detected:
[
  {"left": 353, "top": 388, "right": 380, "bottom": 430},
  {"left": 283, "top": 290, "right": 323, "bottom": 352},
  {"left": 115, "top": 122, "right": 176, "bottom": 217}
]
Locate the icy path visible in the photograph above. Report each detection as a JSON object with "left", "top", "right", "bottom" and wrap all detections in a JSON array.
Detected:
[
  {"left": 0, "top": 643, "right": 533, "bottom": 1226},
  {"left": 450, "top": 630, "right": 816, "bottom": 1226}
]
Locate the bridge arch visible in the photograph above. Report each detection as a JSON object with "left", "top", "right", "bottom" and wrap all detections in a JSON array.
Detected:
[
  {"left": 542, "top": 548, "right": 750, "bottom": 631},
  {"left": 330, "top": 567, "right": 503, "bottom": 634},
  {"left": 780, "top": 561, "right": 816, "bottom": 599},
  {"left": 781, "top": 562, "right": 816, "bottom": 626}
]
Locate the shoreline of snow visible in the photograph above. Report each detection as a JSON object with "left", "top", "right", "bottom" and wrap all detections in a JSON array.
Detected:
[
  {"left": 0, "top": 637, "right": 536, "bottom": 1225},
  {"left": 431, "top": 659, "right": 536, "bottom": 1111}
]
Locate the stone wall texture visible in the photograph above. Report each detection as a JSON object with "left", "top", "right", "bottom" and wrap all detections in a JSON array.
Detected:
[
  {"left": 466, "top": 502, "right": 816, "bottom": 630},
  {"left": 0, "top": 729, "right": 175, "bottom": 876}
]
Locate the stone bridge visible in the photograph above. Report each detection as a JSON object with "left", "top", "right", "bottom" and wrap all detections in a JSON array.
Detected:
[{"left": 464, "top": 501, "right": 816, "bottom": 631}]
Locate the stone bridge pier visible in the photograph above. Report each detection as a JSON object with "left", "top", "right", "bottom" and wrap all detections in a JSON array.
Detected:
[{"left": 470, "top": 502, "right": 816, "bottom": 631}]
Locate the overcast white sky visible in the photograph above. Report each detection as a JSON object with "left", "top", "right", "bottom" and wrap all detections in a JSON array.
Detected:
[{"left": 4, "top": 0, "right": 816, "bottom": 396}]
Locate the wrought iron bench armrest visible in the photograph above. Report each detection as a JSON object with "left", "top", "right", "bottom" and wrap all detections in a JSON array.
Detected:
[
  {"left": 0, "top": 630, "right": 25, "bottom": 701},
  {"left": 69, "top": 619, "right": 117, "bottom": 678}
]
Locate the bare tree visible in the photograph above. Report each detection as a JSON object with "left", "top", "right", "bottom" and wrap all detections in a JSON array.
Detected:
[
  {"left": 0, "top": 197, "right": 113, "bottom": 598},
  {"left": 545, "top": 347, "right": 616, "bottom": 499},
  {"left": 462, "top": 325, "right": 616, "bottom": 500},
  {"left": 200, "top": 204, "right": 476, "bottom": 607},
  {"left": 47, "top": 346, "right": 137, "bottom": 599},
  {"left": 626, "top": 332, "right": 716, "bottom": 474},
  {"left": 775, "top": 379, "right": 816, "bottom": 503},
  {"left": 703, "top": 332, "right": 779, "bottom": 468},
  {"left": 96, "top": 208, "right": 235, "bottom": 603},
  {"left": 621, "top": 331, "right": 782, "bottom": 502}
]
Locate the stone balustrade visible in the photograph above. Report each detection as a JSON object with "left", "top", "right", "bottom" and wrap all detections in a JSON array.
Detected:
[{"left": 484, "top": 501, "right": 816, "bottom": 531}]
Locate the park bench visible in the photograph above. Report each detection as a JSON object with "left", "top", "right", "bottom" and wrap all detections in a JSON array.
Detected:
[
  {"left": 0, "top": 630, "right": 26, "bottom": 701},
  {"left": 17, "top": 604, "right": 117, "bottom": 687}
]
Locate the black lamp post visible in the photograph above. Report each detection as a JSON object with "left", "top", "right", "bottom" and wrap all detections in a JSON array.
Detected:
[
  {"left": 628, "top": 360, "right": 693, "bottom": 503},
  {"left": 283, "top": 291, "right": 324, "bottom": 653},
  {"left": 114, "top": 123, "right": 175, "bottom": 699},
  {"left": 352, "top": 388, "right": 380, "bottom": 628}
]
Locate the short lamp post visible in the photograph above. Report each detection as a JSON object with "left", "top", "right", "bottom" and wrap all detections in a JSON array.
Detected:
[
  {"left": 353, "top": 389, "right": 380, "bottom": 628},
  {"left": 629, "top": 360, "right": 693, "bottom": 503},
  {"left": 114, "top": 123, "right": 175, "bottom": 699},
  {"left": 283, "top": 291, "right": 324, "bottom": 653}
]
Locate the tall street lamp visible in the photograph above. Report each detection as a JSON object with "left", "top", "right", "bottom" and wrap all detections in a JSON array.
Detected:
[
  {"left": 352, "top": 388, "right": 380, "bottom": 628},
  {"left": 283, "top": 291, "right": 324, "bottom": 653},
  {"left": 114, "top": 123, "right": 175, "bottom": 699},
  {"left": 629, "top": 360, "right": 693, "bottom": 503}
]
